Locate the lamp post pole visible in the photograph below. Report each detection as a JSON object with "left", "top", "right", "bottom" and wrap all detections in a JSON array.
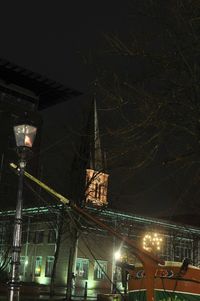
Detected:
[
  {"left": 9, "top": 160, "right": 26, "bottom": 301},
  {"left": 8, "top": 124, "right": 37, "bottom": 301}
]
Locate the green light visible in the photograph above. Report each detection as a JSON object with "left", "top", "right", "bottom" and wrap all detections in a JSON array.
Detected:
[
  {"left": 37, "top": 276, "right": 50, "bottom": 285},
  {"left": 87, "top": 279, "right": 96, "bottom": 289}
]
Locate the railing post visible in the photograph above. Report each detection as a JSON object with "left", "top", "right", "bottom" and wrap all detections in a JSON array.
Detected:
[{"left": 84, "top": 281, "right": 87, "bottom": 301}]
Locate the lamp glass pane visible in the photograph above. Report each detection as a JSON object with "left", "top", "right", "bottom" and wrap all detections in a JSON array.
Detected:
[{"left": 14, "top": 125, "right": 37, "bottom": 148}]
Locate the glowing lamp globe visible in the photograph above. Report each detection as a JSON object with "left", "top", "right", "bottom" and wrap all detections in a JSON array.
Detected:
[
  {"left": 14, "top": 124, "right": 37, "bottom": 148},
  {"left": 114, "top": 250, "right": 121, "bottom": 261}
]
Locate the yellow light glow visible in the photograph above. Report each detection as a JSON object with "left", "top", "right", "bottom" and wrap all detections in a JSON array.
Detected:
[
  {"left": 114, "top": 250, "right": 121, "bottom": 260},
  {"left": 142, "top": 232, "right": 163, "bottom": 252}
]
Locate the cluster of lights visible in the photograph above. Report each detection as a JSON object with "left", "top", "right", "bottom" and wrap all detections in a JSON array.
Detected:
[{"left": 143, "top": 233, "right": 163, "bottom": 252}]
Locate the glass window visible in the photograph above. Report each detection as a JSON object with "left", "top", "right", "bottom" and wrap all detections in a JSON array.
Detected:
[
  {"left": 22, "top": 231, "right": 27, "bottom": 244},
  {"left": 95, "top": 183, "right": 98, "bottom": 198},
  {"left": 35, "top": 256, "right": 42, "bottom": 277},
  {"left": 48, "top": 230, "right": 56, "bottom": 243},
  {"left": 175, "top": 246, "right": 180, "bottom": 258},
  {"left": 20, "top": 256, "right": 25, "bottom": 276},
  {"left": 45, "top": 256, "right": 54, "bottom": 277},
  {"left": 28, "top": 231, "right": 35, "bottom": 243},
  {"left": 0, "top": 223, "right": 10, "bottom": 245},
  {"left": 94, "top": 260, "right": 107, "bottom": 280},
  {"left": 187, "top": 249, "right": 191, "bottom": 259},
  {"left": 76, "top": 258, "right": 89, "bottom": 279},
  {"left": 115, "top": 266, "right": 122, "bottom": 282},
  {"left": 35, "top": 231, "right": 44, "bottom": 244}
]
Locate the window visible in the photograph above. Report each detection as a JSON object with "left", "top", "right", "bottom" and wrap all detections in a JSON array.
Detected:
[
  {"left": 35, "top": 256, "right": 42, "bottom": 277},
  {"left": 99, "top": 185, "right": 104, "bottom": 199},
  {"left": 175, "top": 246, "right": 180, "bottom": 258},
  {"left": 94, "top": 183, "right": 98, "bottom": 198},
  {"left": 114, "top": 266, "right": 122, "bottom": 282},
  {"left": 35, "top": 231, "right": 44, "bottom": 244},
  {"left": 94, "top": 260, "right": 107, "bottom": 280},
  {"left": 22, "top": 231, "right": 27, "bottom": 244},
  {"left": 76, "top": 258, "right": 89, "bottom": 279},
  {"left": 0, "top": 224, "right": 7, "bottom": 245},
  {"left": 28, "top": 231, "right": 35, "bottom": 243},
  {"left": 48, "top": 230, "right": 56, "bottom": 243},
  {"left": 20, "top": 256, "right": 25, "bottom": 276},
  {"left": 45, "top": 256, "right": 54, "bottom": 277},
  {"left": 187, "top": 248, "right": 192, "bottom": 259}
]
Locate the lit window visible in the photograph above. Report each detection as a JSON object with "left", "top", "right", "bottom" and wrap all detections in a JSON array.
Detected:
[
  {"left": 8, "top": 257, "right": 12, "bottom": 273},
  {"left": 20, "top": 256, "right": 25, "bottom": 276},
  {"left": 45, "top": 256, "right": 54, "bottom": 277},
  {"left": 35, "top": 256, "right": 42, "bottom": 277},
  {"left": 94, "top": 260, "right": 107, "bottom": 280},
  {"left": 95, "top": 183, "right": 98, "bottom": 198},
  {"left": 76, "top": 258, "right": 89, "bottom": 279},
  {"left": 115, "top": 266, "right": 122, "bottom": 282}
]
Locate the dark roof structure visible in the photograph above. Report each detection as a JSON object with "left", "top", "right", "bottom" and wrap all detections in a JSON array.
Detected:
[{"left": 0, "top": 58, "right": 81, "bottom": 110}]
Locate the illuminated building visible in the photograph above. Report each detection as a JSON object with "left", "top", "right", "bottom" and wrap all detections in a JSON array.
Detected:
[{"left": 0, "top": 205, "right": 199, "bottom": 295}]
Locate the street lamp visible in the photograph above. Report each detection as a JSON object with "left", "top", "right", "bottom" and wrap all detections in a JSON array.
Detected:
[
  {"left": 9, "top": 124, "right": 37, "bottom": 301},
  {"left": 112, "top": 250, "right": 121, "bottom": 294},
  {"left": 114, "top": 250, "right": 121, "bottom": 261}
]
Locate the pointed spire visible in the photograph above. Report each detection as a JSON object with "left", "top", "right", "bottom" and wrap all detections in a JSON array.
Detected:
[
  {"left": 85, "top": 96, "right": 109, "bottom": 207},
  {"left": 93, "top": 98, "right": 103, "bottom": 171}
]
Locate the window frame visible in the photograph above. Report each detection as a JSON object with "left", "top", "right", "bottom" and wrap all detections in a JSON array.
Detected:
[
  {"left": 93, "top": 260, "right": 107, "bottom": 280},
  {"left": 34, "top": 256, "right": 42, "bottom": 277},
  {"left": 76, "top": 258, "right": 89, "bottom": 280},
  {"left": 45, "top": 256, "right": 54, "bottom": 277}
]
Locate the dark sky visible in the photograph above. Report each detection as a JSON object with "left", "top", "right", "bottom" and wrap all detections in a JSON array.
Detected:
[
  {"left": 0, "top": 1, "right": 198, "bottom": 223},
  {"left": 0, "top": 1, "right": 129, "bottom": 90}
]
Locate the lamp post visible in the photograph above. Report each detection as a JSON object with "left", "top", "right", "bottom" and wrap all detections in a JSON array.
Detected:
[
  {"left": 8, "top": 124, "right": 37, "bottom": 301},
  {"left": 112, "top": 250, "right": 121, "bottom": 294}
]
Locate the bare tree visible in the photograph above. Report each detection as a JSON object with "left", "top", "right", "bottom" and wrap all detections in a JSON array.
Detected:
[{"left": 83, "top": 0, "right": 200, "bottom": 217}]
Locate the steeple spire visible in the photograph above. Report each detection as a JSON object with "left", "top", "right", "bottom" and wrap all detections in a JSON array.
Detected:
[
  {"left": 86, "top": 97, "right": 109, "bottom": 207},
  {"left": 91, "top": 98, "right": 103, "bottom": 171}
]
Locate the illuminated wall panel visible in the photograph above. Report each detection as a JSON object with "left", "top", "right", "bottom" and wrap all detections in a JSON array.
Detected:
[{"left": 85, "top": 169, "right": 109, "bottom": 207}]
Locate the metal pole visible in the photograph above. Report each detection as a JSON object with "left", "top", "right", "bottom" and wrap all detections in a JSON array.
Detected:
[
  {"left": 66, "top": 247, "right": 73, "bottom": 301},
  {"left": 111, "top": 219, "right": 117, "bottom": 294},
  {"left": 8, "top": 160, "right": 26, "bottom": 301},
  {"left": 23, "top": 216, "right": 30, "bottom": 280}
]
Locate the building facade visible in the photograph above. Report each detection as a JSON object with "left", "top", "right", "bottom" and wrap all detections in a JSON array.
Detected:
[{"left": 0, "top": 205, "right": 199, "bottom": 294}]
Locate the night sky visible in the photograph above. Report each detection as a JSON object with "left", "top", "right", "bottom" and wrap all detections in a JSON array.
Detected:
[{"left": 0, "top": 1, "right": 199, "bottom": 224}]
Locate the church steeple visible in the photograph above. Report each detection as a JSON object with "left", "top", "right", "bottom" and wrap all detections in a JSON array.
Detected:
[
  {"left": 90, "top": 98, "right": 103, "bottom": 171},
  {"left": 85, "top": 98, "right": 109, "bottom": 207}
]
